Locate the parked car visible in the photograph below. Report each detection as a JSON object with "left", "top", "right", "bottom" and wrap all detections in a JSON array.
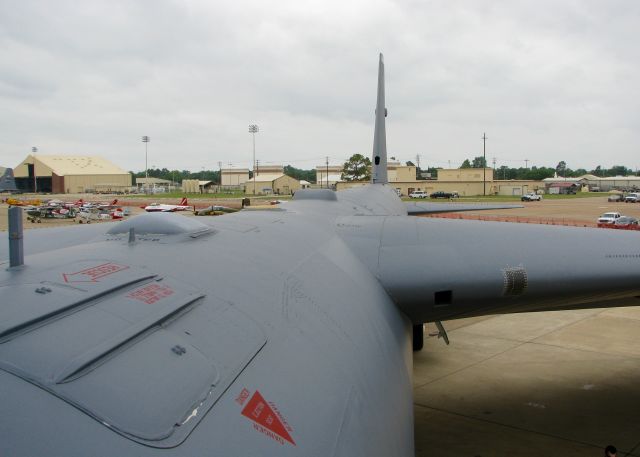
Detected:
[
  {"left": 607, "top": 194, "right": 624, "bottom": 202},
  {"left": 521, "top": 193, "right": 542, "bottom": 202},
  {"left": 409, "top": 190, "right": 428, "bottom": 198},
  {"left": 430, "top": 191, "right": 453, "bottom": 199},
  {"left": 614, "top": 216, "right": 639, "bottom": 227},
  {"left": 598, "top": 212, "right": 622, "bottom": 224},
  {"left": 624, "top": 193, "right": 640, "bottom": 203}
]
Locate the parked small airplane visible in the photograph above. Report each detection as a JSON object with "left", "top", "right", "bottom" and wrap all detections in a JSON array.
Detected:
[
  {"left": 143, "top": 197, "right": 192, "bottom": 212},
  {"left": 2, "top": 55, "right": 640, "bottom": 456},
  {"left": 26, "top": 205, "right": 78, "bottom": 222}
]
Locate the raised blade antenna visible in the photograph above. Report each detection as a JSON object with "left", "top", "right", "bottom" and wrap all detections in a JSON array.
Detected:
[
  {"left": 371, "top": 53, "right": 388, "bottom": 184},
  {"left": 429, "top": 321, "right": 450, "bottom": 345}
]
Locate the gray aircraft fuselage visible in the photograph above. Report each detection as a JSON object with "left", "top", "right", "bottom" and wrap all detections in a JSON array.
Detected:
[{"left": 2, "top": 55, "right": 640, "bottom": 456}]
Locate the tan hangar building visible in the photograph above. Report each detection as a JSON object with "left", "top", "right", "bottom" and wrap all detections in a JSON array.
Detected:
[{"left": 13, "top": 155, "right": 132, "bottom": 194}]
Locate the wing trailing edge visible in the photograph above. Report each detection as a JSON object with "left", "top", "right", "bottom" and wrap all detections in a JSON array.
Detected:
[{"left": 406, "top": 201, "right": 523, "bottom": 215}]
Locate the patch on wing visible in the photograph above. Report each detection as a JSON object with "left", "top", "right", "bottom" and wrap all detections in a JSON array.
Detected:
[
  {"left": 502, "top": 266, "right": 528, "bottom": 296},
  {"left": 237, "top": 388, "right": 296, "bottom": 446}
]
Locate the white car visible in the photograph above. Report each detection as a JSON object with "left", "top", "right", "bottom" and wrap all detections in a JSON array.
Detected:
[
  {"left": 598, "top": 212, "right": 622, "bottom": 224},
  {"left": 409, "top": 190, "right": 428, "bottom": 198},
  {"left": 624, "top": 193, "right": 640, "bottom": 203},
  {"left": 521, "top": 193, "right": 542, "bottom": 201}
]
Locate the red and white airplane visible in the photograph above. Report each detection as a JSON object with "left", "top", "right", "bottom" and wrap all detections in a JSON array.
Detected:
[{"left": 143, "top": 197, "right": 192, "bottom": 212}]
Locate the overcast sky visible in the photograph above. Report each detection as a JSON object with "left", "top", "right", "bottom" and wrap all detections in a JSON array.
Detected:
[{"left": 1, "top": 0, "right": 639, "bottom": 173}]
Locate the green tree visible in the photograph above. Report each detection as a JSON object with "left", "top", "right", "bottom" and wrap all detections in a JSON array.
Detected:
[
  {"left": 472, "top": 156, "right": 487, "bottom": 168},
  {"left": 284, "top": 165, "right": 316, "bottom": 183},
  {"left": 460, "top": 159, "right": 472, "bottom": 169},
  {"left": 341, "top": 154, "right": 371, "bottom": 181},
  {"left": 610, "top": 165, "right": 631, "bottom": 176},
  {"left": 555, "top": 161, "right": 567, "bottom": 177}
]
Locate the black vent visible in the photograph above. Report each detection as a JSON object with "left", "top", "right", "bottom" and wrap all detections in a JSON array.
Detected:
[{"left": 502, "top": 267, "right": 528, "bottom": 296}]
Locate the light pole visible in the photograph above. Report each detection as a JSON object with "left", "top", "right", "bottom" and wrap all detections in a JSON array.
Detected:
[
  {"left": 142, "top": 136, "right": 150, "bottom": 191},
  {"left": 482, "top": 132, "right": 487, "bottom": 196},
  {"left": 31, "top": 146, "right": 37, "bottom": 193},
  {"left": 248, "top": 124, "right": 259, "bottom": 194}
]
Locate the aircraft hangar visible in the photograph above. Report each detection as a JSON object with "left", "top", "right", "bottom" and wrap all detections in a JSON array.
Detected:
[{"left": 13, "top": 155, "right": 132, "bottom": 194}]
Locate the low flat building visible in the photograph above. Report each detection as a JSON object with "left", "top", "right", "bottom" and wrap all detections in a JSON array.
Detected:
[
  {"left": 245, "top": 173, "right": 300, "bottom": 195},
  {"left": 337, "top": 166, "right": 544, "bottom": 196},
  {"left": 544, "top": 175, "right": 640, "bottom": 192},
  {"left": 316, "top": 165, "right": 343, "bottom": 188},
  {"left": 221, "top": 168, "right": 249, "bottom": 187},
  {"left": 13, "top": 155, "right": 131, "bottom": 193},
  {"left": 135, "top": 177, "right": 173, "bottom": 191}
]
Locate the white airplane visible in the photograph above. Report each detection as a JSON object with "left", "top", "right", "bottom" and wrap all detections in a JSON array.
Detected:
[{"left": 144, "top": 197, "right": 192, "bottom": 212}]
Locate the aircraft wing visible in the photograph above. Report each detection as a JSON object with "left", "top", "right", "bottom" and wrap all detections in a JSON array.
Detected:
[
  {"left": 406, "top": 201, "right": 523, "bottom": 215},
  {"left": 3, "top": 54, "right": 640, "bottom": 457}
]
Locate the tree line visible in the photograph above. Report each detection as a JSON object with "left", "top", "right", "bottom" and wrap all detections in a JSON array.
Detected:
[
  {"left": 131, "top": 156, "right": 638, "bottom": 184},
  {"left": 131, "top": 164, "right": 316, "bottom": 184},
  {"left": 455, "top": 156, "right": 639, "bottom": 181}
]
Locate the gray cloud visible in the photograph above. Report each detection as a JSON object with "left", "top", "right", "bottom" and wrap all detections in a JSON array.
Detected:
[{"left": 1, "top": 0, "right": 639, "bottom": 172}]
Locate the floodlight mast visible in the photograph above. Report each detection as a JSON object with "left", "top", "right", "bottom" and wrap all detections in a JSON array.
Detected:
[
  {"left": 248, "top": 124, "right": 259, "bottom": 195},
  {"left": 142, "top": 136, "right": 150, "bottom": 191}
]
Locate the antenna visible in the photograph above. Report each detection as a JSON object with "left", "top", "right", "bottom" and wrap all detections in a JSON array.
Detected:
[{"left": 371, "top": 53, "right": 388, "bottom": 184}]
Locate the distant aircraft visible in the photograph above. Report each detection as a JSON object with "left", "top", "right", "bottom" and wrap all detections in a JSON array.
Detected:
[
  {"left": 144, "top": 197, "right": 192, "bottom": 212},
  {"left": 2, "top": 54, "right": 640, "bottom": 456}
]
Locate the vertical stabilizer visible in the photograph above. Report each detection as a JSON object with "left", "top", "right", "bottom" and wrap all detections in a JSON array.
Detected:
[{"left": 371, "top": 53, "right": 388, "bottom": 184}]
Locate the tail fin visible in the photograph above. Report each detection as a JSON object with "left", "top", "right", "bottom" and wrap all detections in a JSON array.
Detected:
[
  {"left": 180, "top": 197, "right": 188, "bottom": 206},
  {"left": 371, "top": 53, "right": 388, "bottom": 184}
]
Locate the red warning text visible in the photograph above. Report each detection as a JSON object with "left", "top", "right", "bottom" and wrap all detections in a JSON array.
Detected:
[
  {"left": 127, "top": 284, "right": 174, "bottom": 304},
  {"left": 63, "top": 263, "right": 129, "bottom": 283}
]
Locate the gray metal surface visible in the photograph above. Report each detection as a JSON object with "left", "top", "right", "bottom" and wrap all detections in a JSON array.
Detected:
[
  {"left": 0, "top": 167, "right": 18, "bottom": 192},
  {"left": 8, "top": 206, "right": 23, "bottom": 267},
  {"left": 1, "top": 54, "right": 640, "bottom": 456},
  {"left": 371, "top": 53, "right": 388, "bottom": 184}
]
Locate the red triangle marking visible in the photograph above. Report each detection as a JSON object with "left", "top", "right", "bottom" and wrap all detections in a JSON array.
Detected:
[{"left": 241, "top": 390, "right": 295, "bottom": 445}]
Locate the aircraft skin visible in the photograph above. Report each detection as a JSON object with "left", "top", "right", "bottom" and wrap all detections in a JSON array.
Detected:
[
  {"left": 2, "top": 55, "right": 640, "bottom": 456},
  {"left": 0, "top": 167, "right": 18, "bottom": 193}
]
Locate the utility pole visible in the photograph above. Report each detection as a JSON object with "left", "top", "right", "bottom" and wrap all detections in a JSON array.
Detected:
[
  {"left": 218, "top": 161, "right": 222, "bottom": 192},
  {"left": 326, "top": 156, "right": 329, "bottom": 189},
  {"left": 492, "top": 157, "right": 496, "bottom": 172},
  {"left": 31, "top": 146, "right": 37, "bottom": 193},
  {"left": 525, "top": 158, "right": 529, "bottom": 169},
  {"left": 248, "top": 124, "right": 259, "bottom": 195},
  {"left": 482, "top": 132, "right": 487, "bottom": 196},
  {"left": 415, "top": 154, "right": 421, "bottom": 169}
]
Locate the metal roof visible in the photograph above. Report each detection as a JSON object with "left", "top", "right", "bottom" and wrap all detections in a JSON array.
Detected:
[
  {"left": 24, "top": 155, "right": 129, "bottom": 176},
  {"left": 247, "top": 173, "right": 286, "bottom": 183}
]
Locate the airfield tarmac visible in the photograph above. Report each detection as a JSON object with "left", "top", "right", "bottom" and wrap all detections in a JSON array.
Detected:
[
  {"left": 2, "top": 195, "right": 640, "bottom": 455},
  {"left": 414, "top": 197, "right": 640, "bottom": 456}
]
